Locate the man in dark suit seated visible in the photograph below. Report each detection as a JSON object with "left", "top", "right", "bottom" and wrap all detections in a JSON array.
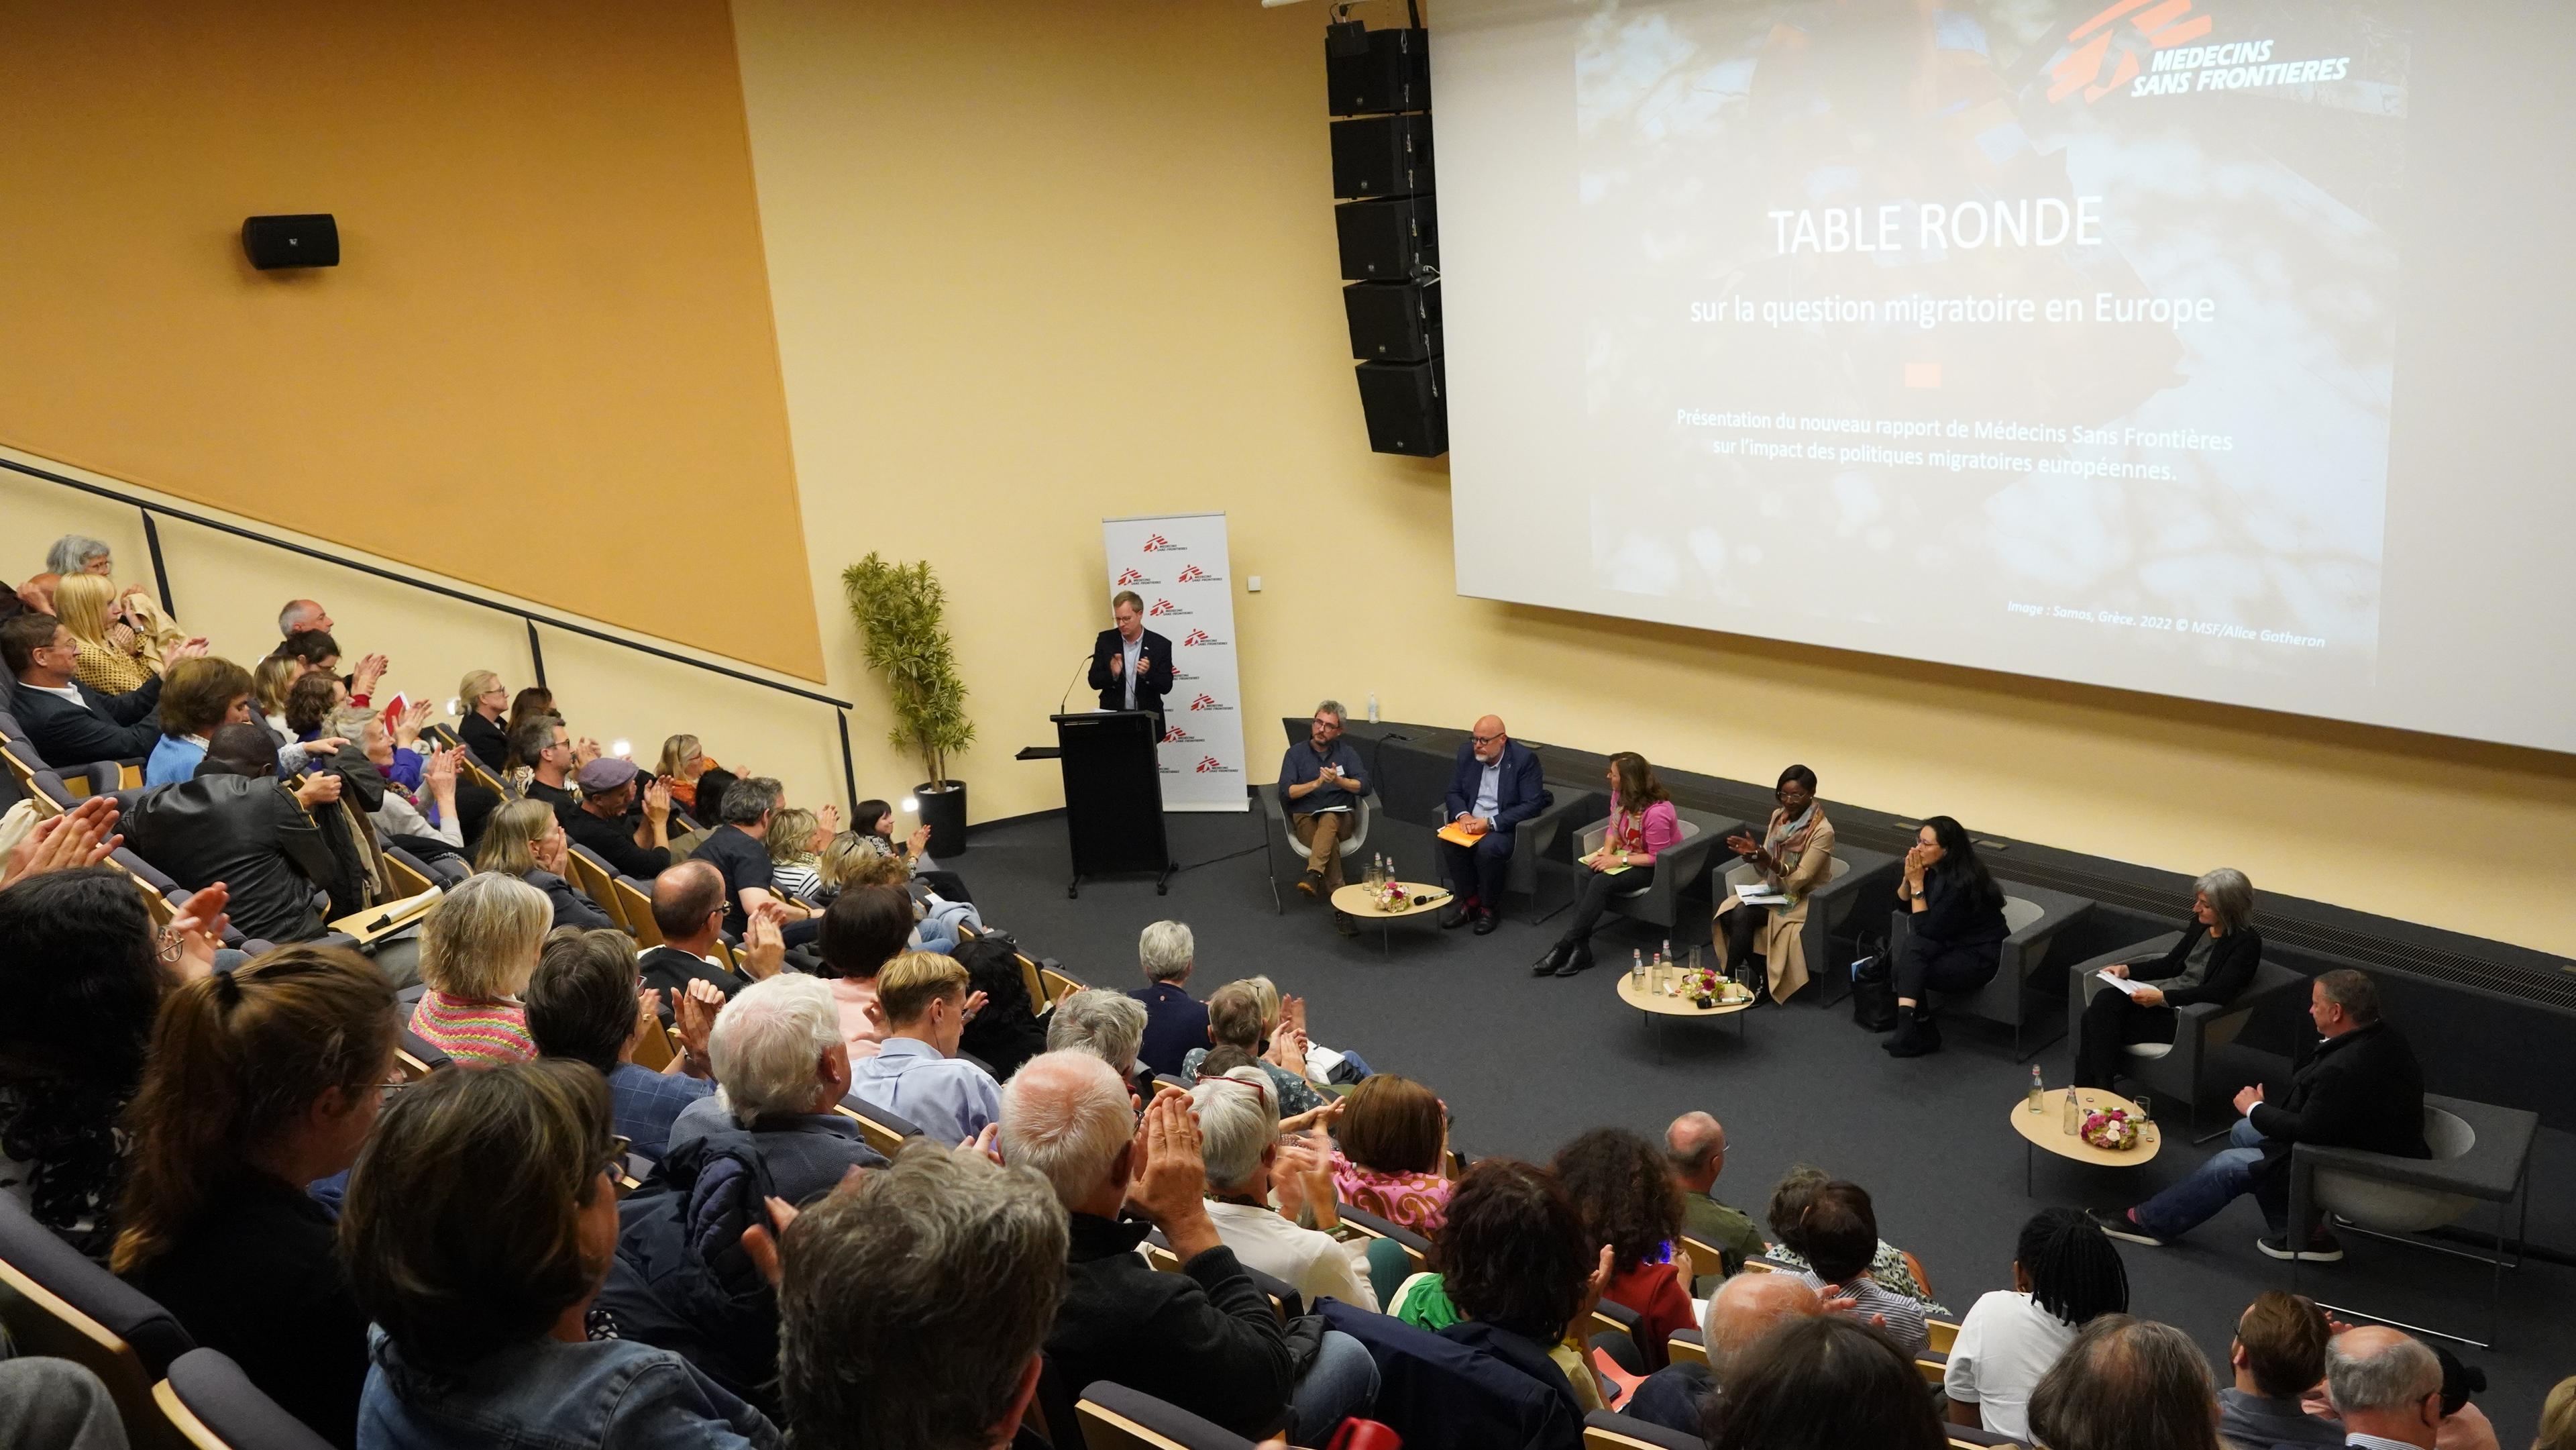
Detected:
[
  {"left": 120, "top": 722, "right": 361, "bottom": 943},
  {"left": 1436, "top": 715, "right": 1552, "bottom": 935},
  {"left": 2088, "top": 968, "right": 2429, "bottom": 1262},
  {"left": 3, "top": 611, "right": 205, "bottom": 766},
  {"left": 1087, "top": 590, "right": 1175, "bottom": 733}
]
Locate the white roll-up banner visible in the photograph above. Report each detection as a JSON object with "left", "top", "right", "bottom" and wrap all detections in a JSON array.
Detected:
[{"left": 1102, "top": 513, "right": 1248, "bottom": 812}]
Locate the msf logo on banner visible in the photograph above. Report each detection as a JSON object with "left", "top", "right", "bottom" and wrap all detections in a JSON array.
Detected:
[
  {"left": 2051, "top": 0, "right": 2213, "bottom": 102},
  {"left": 1148, "top": 598, "right": 1189, "bottom": 617},
  {"left": 1194, "top": 756, "right": 1239, "bottom": 774},
  {"left": 1114, "top": 568, "right": 1157, "bottom": 587},
  {"left": 1140, "top": 534, "right": 1185, "bottom": 552},
  {"left": 1160, "top": 725, "right": 1203, "bottom": 745},
  {"left": 1180, "top": 628, "right": 1226, "bottom": 647},
  {"left": 1188, "top": 693, "right": 1234, "bottom": 713},
  {"left": 1175, "top": 564, "right": 1222, "bottom": 584}
]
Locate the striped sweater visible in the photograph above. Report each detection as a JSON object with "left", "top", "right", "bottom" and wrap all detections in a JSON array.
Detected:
[{"left": 409, "top": 991, "right": 535, "bottom": 1068}]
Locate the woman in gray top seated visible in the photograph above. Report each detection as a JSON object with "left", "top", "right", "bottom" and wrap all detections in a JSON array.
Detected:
[{"left": 2074, "top": 868, "right": 2262, "bottom": 1090}]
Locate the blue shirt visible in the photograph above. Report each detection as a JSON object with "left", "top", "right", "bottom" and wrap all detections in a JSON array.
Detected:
[
  {"left": 845, "top": 1037, "right": 1002, "bottom": 1146},
  {"left": 1120, "top": 633, "right": 1144, "bottom": 709},
  {"left": 1472, "top": 758, "right": 1502, "bottom": 823},
  {"left": 358, "top": 1326, "right": 778, "bottom": 1450},
  {"left": 1277, "top": 738, "right": 1368, "bottom": 814},
  {"left": 145, "top": 733, "right": 207, "bottom": 787},
  {"left": 606, "top": 1062, "right": 716, "bottom": 1163}
]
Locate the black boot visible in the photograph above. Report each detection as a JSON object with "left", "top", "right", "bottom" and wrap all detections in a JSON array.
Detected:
[
  {"left": 1883, "top": 1005, "right": 1941, "bottom": 1057},
  {"left": 1554, "top": 940, "right": 1597, "bottom": 976},
  {"left": 1533, "top": 939, "right": 1574, "bottom": 976}
]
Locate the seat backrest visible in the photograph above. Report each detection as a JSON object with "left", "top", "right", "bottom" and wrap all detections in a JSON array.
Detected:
[
  {"left": 614, "top": 875, "right": 665, "bottom": 947},
  {"left": 2425, "top": 1106, "right": 2477, "bottom": 1160},
  {"left": 837, "top": 1094, "right": 924, "bottom": 1157},
  {"left": 1077, "top": 1382, "right": 1259, "bottom": 1450},
  {"left": 0, "top": 1191, "right": 196, "bottom": 1437},
  {"left": 564, "top": 845, "right": 627, "bottom": 932},
  {"left": 1583, "top": 1409, "right": 1706, "bottom": 1450},
  {"left": 1040, "top": 966, "right": 1085, "bottom": 1008},
  {"left": 1665, "top": 1329, "right": 1707, "bottom": 1367},
  {"left": 1823, "top": 853, "right": 1851, "bottom": 883},
  {"left": 2002, "top": 896, "right": 2045, "bottom": 934},
  {"left": 156, "top": 1347, "right": 336, "bottom": 1450},
  {"left": 1334, "top": 1203, "right": 1432, "bottom": 1276}
]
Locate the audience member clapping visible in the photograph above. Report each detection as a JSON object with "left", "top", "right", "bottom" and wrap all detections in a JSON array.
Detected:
[
  {"left": 1943, "top": 1206, "right": 2131, "bottom": 1441},
  {"left": 638, "top": 860, "right": 779, "bottom": 1020},
  {"left": 285, "top": 668, "right": 348, "bottom": 743},
  {"left": 657, "top": 733, "right": 714, "bottom": 817},
  {"left": 1129, "top": 919, "right": 1209, "bottom": 1079},
  {"left": 143, "top": 655, "right": 256, "bottom": 786},
  {"left": 1763, "top": 1163, "right": 1945, "bottom": 1309},
  {"left": 477, "top": 798, "right": 616, "bottom": 930},
  {"left": 1183, "top": 979, "right": 1326, "bottom": 1115},
  {"left": 562, "top": 755, "right": 675, "bottom": 879},
  {"left": 1390, "top": 1157, "right": 1609, "bottom": 1429},
  {"left": 1624, "top": 1270, "right": 1822, "bottom": 1438},
  {"left": 52, "top": 571, "right": 158, "bottom": 694},
  {"left": 1784, "top": 1178, "right": 1930, "bottom": 1359},
  {"left": 508, "top": 713, "right": 589, "bottom": 812},
  {"left": 1002, "top": 1051, "right": 1336, "bottom": 1441},
  {"left": 0, "top": 867, "right": 223, "bottom": 1260},
  {"left": 1191, "top": 1065, "right": 1379, "bottom": 1311},
  {"left": 775, "top": 1141, "right": 1068, "bottom": 1450},
  {"left": 845, "top": 951, "right": 1000, "bottom": 1145},
  {"left": 1554, "top": 1127, "right": 1696, "bottom": 1370},
  {"left": 2028, "top": 1314, "right": 2224, "bottom": 1450},
  {"left": 1328, "top": 1072, "right": 1452, "bottom": 1234},
  {"left": 525, "top": 927, "right": 716, "bottom": 1161},
  {"left": 124, "top": 722, "right": 361, "bottom": 944},
  {"left": 698, "top": 775, "right": 808, "bottom": 933},
  {"left": 343, "top": 1059, "right": 780, "bottom": 1447},
  {"left": 408, "top": 870, "right": 551, "bottom": 1065},
  {"left": 1707, "top": 1314, "right": 1947, "bottom": 1450},
  {"left": 3, "top": 609, "right": 197, "bottom": 765},
  {"left": 0, "top": 794, "right": 123, "bottom": 889},
  {"left": 665, "top": 972, "right": 885, "bottom": 1183},
  {"left": 2218, "top": 1290, "right": 2343, "bottom": 1449},
  {"left": 1049, "top": 987, "right": 1152, "bottom": 1098},
  {"left": 113, "top": 944, "right": 394, "bottom": 1448},
  {"left": 361, "top": 715, "right": 464, "bottom": 857}
]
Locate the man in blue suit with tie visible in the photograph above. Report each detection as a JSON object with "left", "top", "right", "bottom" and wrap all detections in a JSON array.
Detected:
[{"left": 1438, "top": 715, "right": 1551, "bottom": 935}]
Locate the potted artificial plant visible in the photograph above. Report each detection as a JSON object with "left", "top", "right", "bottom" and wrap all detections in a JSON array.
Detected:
[{"left": 843, "top": 552, "right": 975, "bottom": 857}]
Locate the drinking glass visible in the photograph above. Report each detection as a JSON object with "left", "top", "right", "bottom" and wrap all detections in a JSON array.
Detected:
[{"left": 2131, "top": 1092, "right": 2153, "bottom": 1128}]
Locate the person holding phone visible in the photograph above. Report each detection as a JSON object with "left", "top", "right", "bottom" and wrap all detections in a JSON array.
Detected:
[
  {"left": 1714, "top": 765, "right": 1837, "bottom": 1001},
  {"left": 2076, "top": 870, "right": 2261, "bottom": 1088}
]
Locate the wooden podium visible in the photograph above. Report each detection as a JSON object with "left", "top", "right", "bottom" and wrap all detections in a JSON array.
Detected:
[{"left": 1046, "top": 711, "right": 1172, "bottom": 898}]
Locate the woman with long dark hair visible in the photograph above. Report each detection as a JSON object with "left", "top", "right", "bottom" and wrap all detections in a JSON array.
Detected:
[
  {"left": 115, "top": 945, "right": 396, "bottom": 1448},
  {"left": 1885, "top": 815, "right": 2007, "bottom": 1057},
  {"left": 1534, "top": 752, "right": 1678, "bottom": 977},
  {"left": 1552, "top": 1128, "right": 1694, "bottom": 1369}
]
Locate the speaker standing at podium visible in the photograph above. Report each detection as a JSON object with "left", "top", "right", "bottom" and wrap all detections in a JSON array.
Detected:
[{"left": 1089, "top": 590, "right": 1175, "bottom": 733}]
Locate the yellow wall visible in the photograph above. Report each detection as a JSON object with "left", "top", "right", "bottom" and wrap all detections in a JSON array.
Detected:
[
  {"left": 0, "top": 0, "right": 824, "bottom": 680},
  {"left": 732, "top": 0, "right": 2576, "bottom": 957}
]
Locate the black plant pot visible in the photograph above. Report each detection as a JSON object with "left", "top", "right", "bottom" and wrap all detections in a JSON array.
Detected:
[{"left": 916, "top": 780, "right": 968, "bottom": 858}]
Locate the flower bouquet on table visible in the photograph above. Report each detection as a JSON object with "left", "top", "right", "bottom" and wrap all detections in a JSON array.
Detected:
[
  {"left": 1672, "top": 966, "right": 1729, "bottom": 1008},
  {"left": 2080, "top": 1108, "right": 2143, "bottom": 1151},
  {"left": 1373, "top": 877, "right": 1410, "bottom": 913}
]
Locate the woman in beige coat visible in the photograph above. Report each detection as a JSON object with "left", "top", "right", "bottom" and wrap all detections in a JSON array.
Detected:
[{"left": 1714, "top": 764, "right": 1835, "bottom": 1001}]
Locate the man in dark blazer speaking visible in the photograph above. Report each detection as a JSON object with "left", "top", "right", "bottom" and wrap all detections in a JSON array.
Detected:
[
  {"left": 1438, "top": 715, "right": 1553, "bottom": 935},
  {"left": 1089, "top": 590, "right": 1175, "bottom": 733}
]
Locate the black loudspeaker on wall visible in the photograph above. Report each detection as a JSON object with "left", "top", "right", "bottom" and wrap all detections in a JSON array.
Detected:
[
  {"left": 1327, "top": 27, "right": 1430, "bottom": 116},
  {"left": 1355, "top": 358, "right": 1446, "bottom": 458},
  {"left": 1335, "top": 195, "right": 1438, "bottom": 280},
  {"left": 241, "top": 214, "right": 340, "bottom": 270},
  {"left": 1344, "top": 279, "right": 1441, "bottom": 363},
  {"left": 1329, "top": 115, "right": 1434, "bottom": 200}
]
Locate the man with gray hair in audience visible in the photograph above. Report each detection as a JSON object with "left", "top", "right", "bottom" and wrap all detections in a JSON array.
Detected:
[
  {"left": 2325, "top": 1326, "right": 2445, "bottom": 1450},
  {"left": 2026, "top": 1314, "right": 2225, "bottom": 1450},
  {"left": 776, "top": 1141, "right": 1069, "bottom": 1450},
  {"left": 1666, "top": 1109, "right": 1767, "bottom": 1291},
  {"left": 1000, "top": 1050, "right": 1377, "bottom": 1441},
  {"left": 1624, "top": 1271, "right": 1824, "bottom": 1437},
  {"left": 694, "top": 773, "right": 810, "bottom": 933},
  {"left": 663, "top": 972, "right": 883, "bottom": 1190},
  {"left": 277, "top": 598, "right": 333, "bottom": 637},
  {"left": 1050, "top": 987, "right": 1155, "bottom": 1098},
  {"left": 1189, "top": 1064, "right": 1377, "bottom": 1312},
  {"left": 1129, "top": 919, "right": 1208, "bottom": 1078},
  {"left": 1276, "top": 698, "right": 1369, "bottom": 899}
]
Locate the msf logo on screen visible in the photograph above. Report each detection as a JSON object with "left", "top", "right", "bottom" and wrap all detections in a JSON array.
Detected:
[
  {"left": 1175, "top": 564, "right": 1220, "bottom": 584},
  {"left": 1148, "top": 598, "right": 1189, "bottom": 617},
  {"left": 2051, "top": 0, "right": 2213, "bottom": 102},
  {"left": 1115, "top": 568, "right": 1154, "bottom": 586},
  {"left": 1140, "top": 534, "right": 1185, "bottom": 552},
  {"left": 1188, "top": 693, "right": 1233, "bottom": 713}
]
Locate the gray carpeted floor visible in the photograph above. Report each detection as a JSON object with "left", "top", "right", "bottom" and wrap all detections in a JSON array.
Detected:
[{"left": 955, "top": 809, "right": 2575, "bottom": 1443}]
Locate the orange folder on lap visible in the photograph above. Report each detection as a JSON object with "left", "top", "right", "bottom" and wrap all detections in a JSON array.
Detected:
[{"left": 1437, "top": 821, "right": 1487, "bottom": 847}]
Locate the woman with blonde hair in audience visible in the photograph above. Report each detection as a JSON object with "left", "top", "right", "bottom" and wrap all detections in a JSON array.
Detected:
[
  {"left": 115, "top": 945, "right": 397, "bottom": 1448},
  {"left": 1328, "top": 1072, "right": 1454, "bottom": 1234},
  {"left": 409, "top": 871, "right": 551, "bottom": 1066},
  {"left": 658, "top": 733, "right": 716, "bottom": 817},
  {"left": 2535, "top": 1376, "right": 2576, "bottom": 1450},
  {"left": 455, "top": 668, "right": 511, "bottom": 772},
  {"left": 475, "top": 798, "right": 616, "bottom": 932},
  {"left": 46, "top": 534, "right": 186, "bottom": 654},
  {"left": 343, "top": 1059, "right": 778, "bottom": 1447},
  {"left": 144, "top": 656, "right": 256, "bottom": 786},
  {"left": 765, "top": 807, "right": 828, "bottom": 904},
  {"left": 50, "top": 571, "right": 160, "bottom": 694},
  {"left": 252, "top": 652, "right": 301, "bottom": 739}
]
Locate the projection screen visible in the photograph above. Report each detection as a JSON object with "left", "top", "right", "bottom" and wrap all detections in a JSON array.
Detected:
[{"left": 1436, "top": 0, "right": 2575, "bottom": 754}]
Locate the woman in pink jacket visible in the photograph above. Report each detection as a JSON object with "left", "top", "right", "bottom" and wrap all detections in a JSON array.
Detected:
[{"left": 1535, "top": 752, "right": 1681, "bottom": 977}]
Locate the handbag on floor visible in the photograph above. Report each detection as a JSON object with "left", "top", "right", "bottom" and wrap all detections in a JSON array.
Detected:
[{"left": 1849, "top": 953, "right": 1896, "bottom": 1031}]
